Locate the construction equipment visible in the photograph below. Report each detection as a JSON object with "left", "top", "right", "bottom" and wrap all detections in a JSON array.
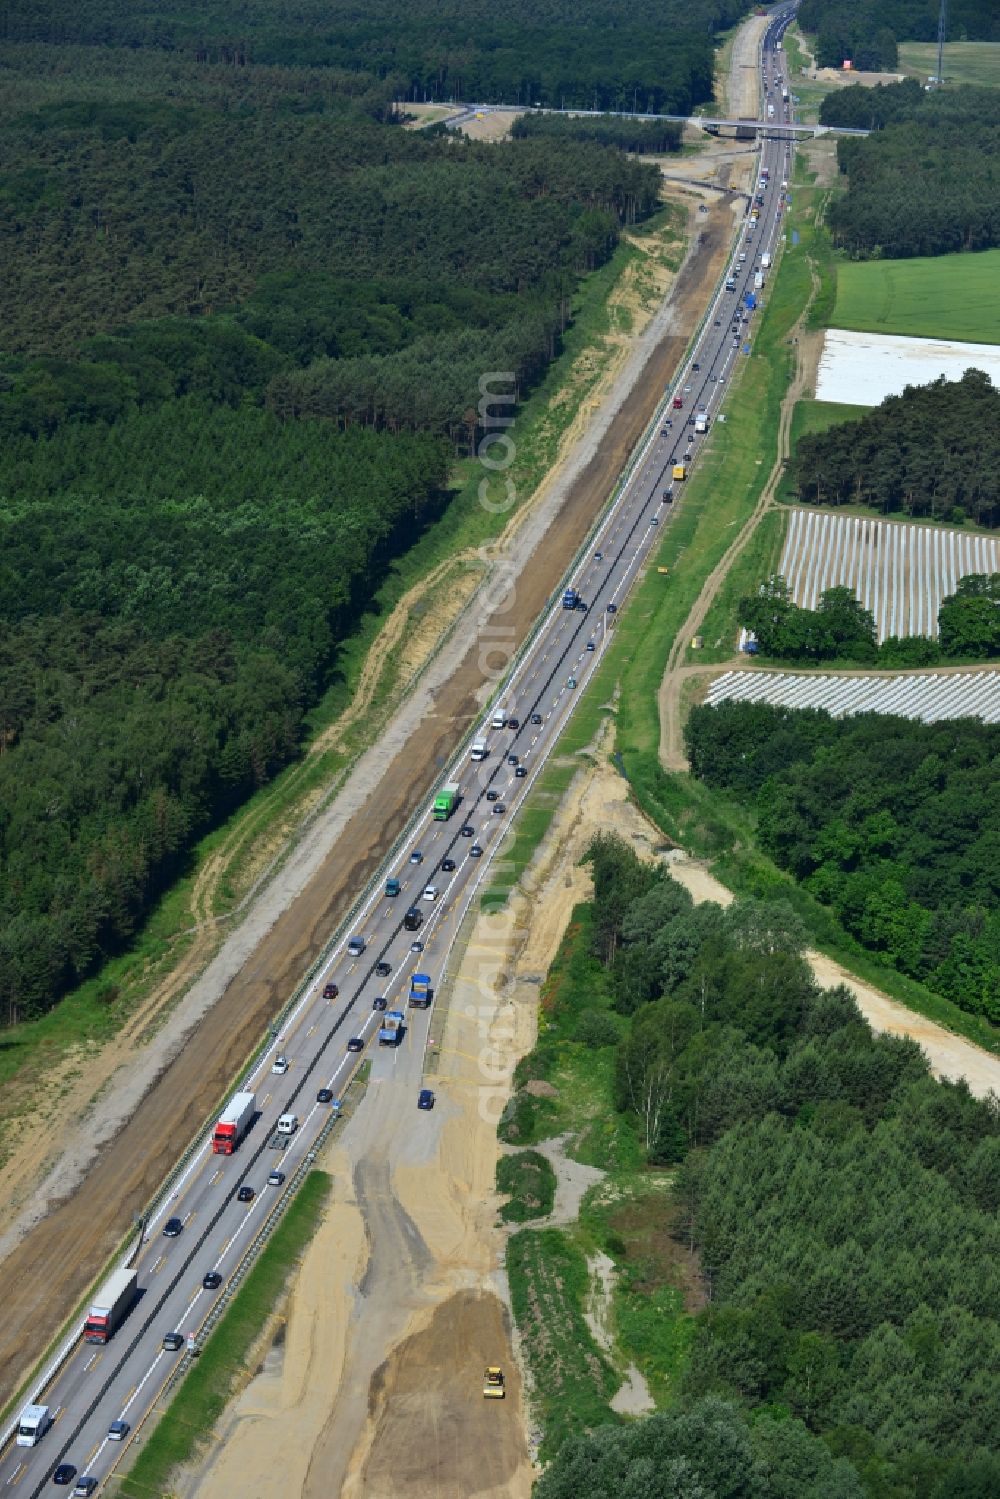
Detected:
[{"left": 483, "top": 1366, "right": 506, "bottom": 1399}]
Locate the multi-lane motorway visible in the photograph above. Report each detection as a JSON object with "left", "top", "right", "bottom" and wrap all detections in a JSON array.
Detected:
[{"left": 2, "top": 10, "right": 796, "bottom": 1494}]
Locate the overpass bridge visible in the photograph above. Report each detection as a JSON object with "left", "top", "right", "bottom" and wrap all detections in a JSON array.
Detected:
[{"left": 441, "top": 103, "right": 869, "bottom": 139}]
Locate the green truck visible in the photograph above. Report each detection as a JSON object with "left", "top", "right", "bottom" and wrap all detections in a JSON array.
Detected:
[{"left": 433, "top": 781, "right": 460, "bottom": 821}]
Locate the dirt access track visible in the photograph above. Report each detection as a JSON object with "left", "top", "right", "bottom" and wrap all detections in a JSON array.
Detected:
[{"left": 0, "top": 201, "right": 736, "bottom": 1407}]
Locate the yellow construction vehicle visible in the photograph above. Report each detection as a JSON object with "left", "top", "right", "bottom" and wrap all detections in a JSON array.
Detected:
[
  {"left": 483, "top": 1366, "right": 506, "bottom": 1398},
  {"left": 672, "top": 463, "right": 687, "bottom": 481}
]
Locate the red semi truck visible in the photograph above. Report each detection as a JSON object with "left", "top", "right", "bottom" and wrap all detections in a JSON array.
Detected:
[
  {"left": 83, "top": 1266, "right": 138, "bottom": 1344},
  {"left": 212, "top": 1090, "right": 256, "bottom": 1155}
]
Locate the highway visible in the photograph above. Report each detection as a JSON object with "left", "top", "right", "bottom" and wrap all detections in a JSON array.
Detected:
[{"left": 1, "top": 9, "right": 797, "bottom": 1494}]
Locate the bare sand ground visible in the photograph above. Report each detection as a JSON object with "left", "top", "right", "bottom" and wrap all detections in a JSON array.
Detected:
[
  {"left": 456, "top": 107, "right": 522, "bottom": 142},
  {"left": 727, "top": 16, "right": 771, "bottom": 120}
]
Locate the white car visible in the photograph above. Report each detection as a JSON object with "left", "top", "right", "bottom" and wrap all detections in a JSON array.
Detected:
[
  {"left": 422, "top": 884, "right": 439, "bottom": 902},
  {"left": 272, "top": 1055, "right": 289, "bottom": 1075}
]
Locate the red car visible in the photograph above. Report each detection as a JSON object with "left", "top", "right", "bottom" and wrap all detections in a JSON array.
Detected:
[{"left": 323, "top": 982, "right": 339, "bottom": 999}]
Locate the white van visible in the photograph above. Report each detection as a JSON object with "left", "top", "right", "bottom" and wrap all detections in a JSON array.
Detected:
[
  {"left": 470, "top": 741, "right": 488, "bottom": 761},
  {"left": 277, "top": 1113, "right": 298, "bottom": 1135},
  {"left": 491, "top": 709, "right": 507, "bottom": 731},
  {"left": 17, "top": 1405, "right": 52, "bottom": 1447}
]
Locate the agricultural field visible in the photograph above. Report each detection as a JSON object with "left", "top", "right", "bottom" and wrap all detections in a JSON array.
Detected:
[
  {"left": 704, "top": 667, "right": 1000, "bottom": 722},
  {"left": 832, "top": 249, "right": 1000, "bottom": 345},
  {"left": 898, "top": 41, "right": 1000, "bottom": 90},
  {"left": 779, "top": 508, "right": 1000, "bottom": 639},
  {"left": 815, "top": 328, "right": 1000, "bottom": 406}
]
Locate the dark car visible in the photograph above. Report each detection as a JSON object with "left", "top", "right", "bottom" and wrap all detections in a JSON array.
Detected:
[
  {"left": 492, "top": 803, "right": 506, "bottom": 815},
  {"left": 508, "top": 717, "right": 520, "bottom": 729},
  {"left": 687, "top": 416, "right": 696, "bottom": 426},
  {"left": 586, "top": 641, "right": 596, "bottom": 652},
  {"left": 53, "top": 1465, "right": 77, "bottom": 1486},
  {"left": 594, "top": 551, "right": 603, "bottom": 562},
  {"left": 460, "top": 824, "right": 475, "bottom": 837},
  {"left": 441, "top": 858, "right": 456, "bottom": 872},
  {"left": 202, "top": 1271, "right": 222, "bottom": 1291},
  {"left": 692, "top": 361, "right": 700, "bottom": 372},
  {"left": 322, "top": 982, "right": 339, "bottom": 999},
  {"left": 317, "top": 1087, "right": 335, "bottom": 1103},
  {"left": 163, "top": 1331, "right": 184, "bottom": 1351},
  {"left": 418, "top": 1088, "right": 435, "bottom": 1110},
  {"left": 507, "top": 753, "right": 518, "bottom": 766},
  {"left": 607, "top": 602, "right": 618, "bottom": 614},
  {"left": 237, "top": 1184, "right": 255, "bottom": 1202},
  {"left": 372, "top": 996, "right": 388, "bottom": 1011},
  {"left": 347, "top": 1037, "right": 364, "bottom": 1053},
  {"left": 486, "top": 789, "right": 499, "bottom": 802},
  {"left": 530, "top": 713, "right": 542, "bottom": 725},
  {"left": 470, "top": 844, "right": 483, "bottom": 858},
  {"left": 375, "top": 960, "right": 392, "bottom": 977},
  {"left": 515, "top": 766, "right": 528, "bottom": 778},
  {"left": 163, "top": 1217, "right": 183, "bottom": 1238}
]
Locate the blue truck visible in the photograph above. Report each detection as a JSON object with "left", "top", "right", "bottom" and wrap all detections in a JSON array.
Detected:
[{"left": 409, "top": 972, "right": 433, "bottom": 1008}]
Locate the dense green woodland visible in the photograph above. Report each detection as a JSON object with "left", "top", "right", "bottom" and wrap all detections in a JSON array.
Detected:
[
  {"left": 0, "top": 19, "right": 681, "bottom": 1023},
  {"left": 522, "top": 838, "right": 1000, "bottom": 1496},
  {"left": 0, "top": 106, "right": 657, "bottom": 357},
  {"left": 791, "top": 371, "right": 1000, "bottom": 529},
  {"left": 740, "top": 573, "right": 1000, "bottom": 667},
  {"left": 511, "top": 113, "right": 684, "bottom": 154},
  {"left": 1, "top": 0, "right": 749, "bottom": 113},
  {"left": 686, "top": 706, "right": 1000, "bottom": 1022},
  {"left": 798, "top": 0, "right": 999, "bottom": 71},
  {"left": 0, "top": 409, "right": 449, "bottom": 1021},
  {"left": 819, "top": 83, "right": 1000, "bottom": 258}
]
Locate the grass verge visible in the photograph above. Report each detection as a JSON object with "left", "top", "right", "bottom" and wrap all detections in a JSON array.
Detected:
[
  {"left": 691, "top": 507, "right": 787, "bottom": 662},
  {"left": 496, "top": 1150, "right": 557, "bottom": 1223},
  {"left": 507, "top": 1227, "right": 619, "bottom": 1458},
  {"left": 119, "top": 1171, "right": 331, "bottom": 1498}
]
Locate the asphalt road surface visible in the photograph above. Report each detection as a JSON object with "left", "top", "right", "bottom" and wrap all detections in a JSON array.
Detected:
[{"left": 1, "top": 10, "right": 796, "bottom": 1494}]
